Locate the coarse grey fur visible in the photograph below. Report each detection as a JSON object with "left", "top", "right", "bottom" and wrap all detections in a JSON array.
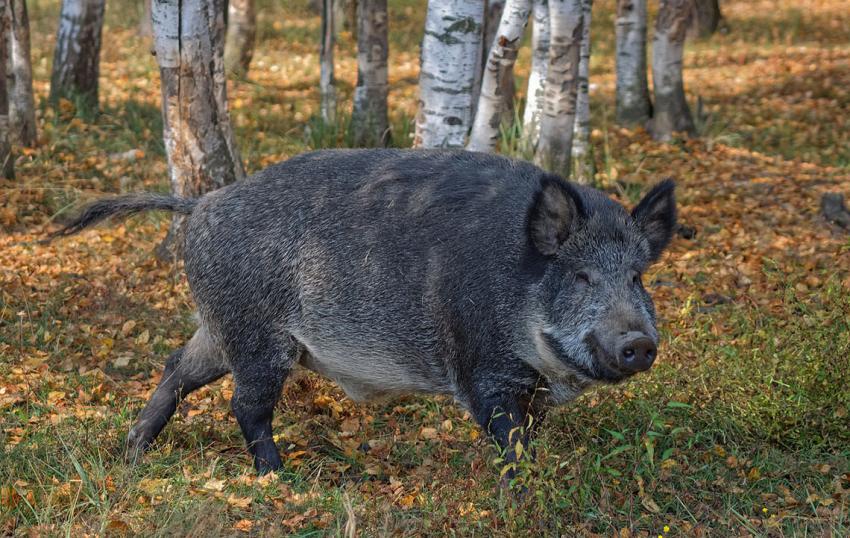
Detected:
[{"left": 55, "top": 149, "right": 677, "bottom": 477}]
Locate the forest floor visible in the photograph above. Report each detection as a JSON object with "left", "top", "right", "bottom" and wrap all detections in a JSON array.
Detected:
[{"left": 3, "top": 0, "right": 850, "bottom": 536}]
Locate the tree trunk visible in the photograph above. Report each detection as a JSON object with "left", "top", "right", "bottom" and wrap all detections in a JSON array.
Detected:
[
  {"left": 649, "top": 0, "right": 696, "bottom": 141},
  {"left": 344, "top": 0, "right": 358, "bottom": 37},
  {"left": 320, "top": 0, "right": 337, "bottom": 124},
  {"left": 615, "top": 0, "right": 651, "bottom": 127},
  {"left": 152, "top": 0, "right": 246, "bottom": 260},
  {"left": 49, "top": 0, "right": 105, "bottom": 112},
  {"left": 0, "top": 0, "right": 13, "bottom": 179},
  {"left": 534, "top": 0, "right": 582, "bottom": 176},
  {"left": 414, "top": 0, "right": 485, "bottom": 148},
  {"left": 467, "top": 0, "right": 530, "bottom": 152},
  {"left": 352, "top": 0, "right": 389, "bottom": 147},
  {"left": 571, "top": 0, "right": 592, "bottom": 184},
  {"left": 477, "top": 0, "right": 516, "bottom": 126},
  {"left": 138, "top": 0, "right": 152, "bottom": 37},
  {"left": 224, "top": 0, "right": 256, "bottom": 76},
  {"left": 333, "top": 0, "right": 347, "bottom": 35},
  {"left": 688, "top": 0, "right": 721, "bottom": 39},
  {"left": 521, "top": 0, "right": 549, "bottom": 148},
  {"left": 7, "top": 0, "right": 36, "bottom": 147}
]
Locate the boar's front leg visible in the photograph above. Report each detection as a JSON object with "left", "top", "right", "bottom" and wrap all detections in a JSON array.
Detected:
[{"left": 470, "top": 388, "right": 541, "bottom": 486}]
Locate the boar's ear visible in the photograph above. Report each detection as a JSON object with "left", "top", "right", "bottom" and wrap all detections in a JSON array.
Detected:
[
  {"left": 631, "top": 179, "right": 677, "bottom": 261},
  {"left": 529, "top": 175, "right": 587, "bottom": 256}
]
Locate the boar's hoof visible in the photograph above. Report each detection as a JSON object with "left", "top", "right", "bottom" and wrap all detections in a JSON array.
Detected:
[
  {"left": 499, "top": 473, "right": 529, "bottom": 500},
  {"left": 125, "top": 424, "right": 154, "bottom": 465}
]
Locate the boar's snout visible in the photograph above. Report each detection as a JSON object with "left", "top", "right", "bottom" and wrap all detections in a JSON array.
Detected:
[{"left": 616, "top": 332, "right": 657, "bottom": 373}]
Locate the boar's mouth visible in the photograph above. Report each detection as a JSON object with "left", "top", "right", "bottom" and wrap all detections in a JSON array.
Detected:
[{"left": 538, "top": 331, "right": 624, "bottom": 383}]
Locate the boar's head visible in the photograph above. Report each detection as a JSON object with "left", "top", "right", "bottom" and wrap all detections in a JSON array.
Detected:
[{"left": 526, "top": 176, "right": 676, "bottom": 385}]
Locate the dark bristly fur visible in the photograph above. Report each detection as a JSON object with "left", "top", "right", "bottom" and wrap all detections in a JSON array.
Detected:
[
  {"left": 54, "top": 149, "right": 676, "bottom": 481},
  {"left": 50, "top": 194, "right": 197, "bottom": 238}
]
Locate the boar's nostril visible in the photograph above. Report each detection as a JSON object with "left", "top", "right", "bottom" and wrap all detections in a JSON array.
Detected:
[{"left": 617, "top": 333, "right": 657, "bottom": 373}]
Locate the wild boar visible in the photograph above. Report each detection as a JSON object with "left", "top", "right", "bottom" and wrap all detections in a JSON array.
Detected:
[{"left": 54, "top": 149, "right": 676, "bottom": 477}]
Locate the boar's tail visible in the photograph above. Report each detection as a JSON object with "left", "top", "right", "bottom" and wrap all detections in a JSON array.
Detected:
[{"left": 50, "top": 194, "right": 197, "bottom": 238}]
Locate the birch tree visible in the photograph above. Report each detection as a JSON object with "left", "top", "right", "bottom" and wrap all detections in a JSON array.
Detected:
[
  {"left": 521, "top": 0, "right": 549, "bottom": 148},
  {"left": 534, "top": 0, "right": 582, "bottom": 175},
  {"left": 49, "top": 0, "right": 106, "bottom": 111},
  {"left": 414, "top": 0, "right": 485, "bottom": 148},
  {"left": 688, "top": 0, "right": 721, "bottom": 39},
  {"left": 571, "top": 0, "right": 592, "bottom": 183},
  {"left": 0, "top": 0, "right": 13, "bottom": 178},
  {"left": 467, "top": 0, "right": 530, "bottom": 152},
  {"left": 649, "top": 0, "right": 696, "bottom": 141},
  {"left": 477, "top": 0, "right": 515, "bottom": 125},
  {"left": 352, "top": 0, "right": 389, "bottom": 147},
  {"left": 152, "top": 0, "right": 246, "bottom": 259},
  {"left": 320, "top": 0, "right": 337, "bottom": 123},
  {"left": 138, "top": 0, "right": 152, "bottom": 37},
  {"left": 7, "top": 0, "right": 36, "bottom": 146},
  {"left": 224, "top": 0, "right": 256, "bottom": 76},
  {"left": 615, "top": 0, "right": 651, "bottom": 127}
]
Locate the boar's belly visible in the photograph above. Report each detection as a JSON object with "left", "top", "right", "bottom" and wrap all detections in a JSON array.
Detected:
[{"left": 295, "top": 338, "right": 453, "bottom": 403}]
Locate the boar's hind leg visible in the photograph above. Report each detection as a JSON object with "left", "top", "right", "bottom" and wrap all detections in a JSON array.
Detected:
[
  {"left": 229, "top": 336, "right": 296, "bottom": 475},
  {"left": 126, "top": 326, "right": 229, "bottom": 464}
]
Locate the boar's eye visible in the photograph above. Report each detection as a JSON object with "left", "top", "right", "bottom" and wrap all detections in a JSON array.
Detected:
[{"left": 576, "top": 271, "right": 592, "bottom": 286}]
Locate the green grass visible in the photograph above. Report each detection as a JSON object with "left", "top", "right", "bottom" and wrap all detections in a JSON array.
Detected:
[{"left": 3, "top": 275, "right": 848, "bottom": 534}]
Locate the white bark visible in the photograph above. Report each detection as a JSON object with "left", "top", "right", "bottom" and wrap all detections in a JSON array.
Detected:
[
  {"left": 320, "top": 0, "right": 337, "bottom": 124},
  {"left": 50, "top": 0, "right": 105, "bottom": 110},
  {"left": 571, "top": 0, "right": 592, "bottom": 183},
  {"left": 225, "top": 0, "right": 256, "bottom": 75},
  {"left": 615, "top": 0, "right": 651, "bottom": 126},
  {"left": 0, "top": 0, "right": 13, "bottom": 178},
  {"left": 522, "top": 0, "right": 549, "bottom": 148},
  {"left": 649, "top": 0, "right": 695, "bottom": 141},
  {"left": 7, "top": 0, "right": 36, "bottom": 146},
  {"left": 467, "top": 0, "right": 530, "bottom": 153},
  {"left": 534, "top": 0, "right": 582, "bottom": 175},
  {"left": 414, "top": 0, "right": 485, "bottom": 148},
  {"left": 476, "top": 0, "right": 515, "bottom": 123},
  {"left": 352, "top": 0, "right": 389, "bottom": 146},
  {"left": 152, "top": 0, "right": 245, "bottom": 258}
]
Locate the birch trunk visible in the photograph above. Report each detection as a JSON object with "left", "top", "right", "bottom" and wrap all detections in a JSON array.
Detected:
[
  {"left": 7, "top": 0, "right": 36, "bottom": 146},
  {"left": 138, "top": 0, "right": 152, "bottom": 37},
  {"left": 320, "top": 0, "right": 337, "bottom": 124},
  {"left": 615, "top": 0, "right": 651, "bottom": 127},
  {"left": 521, "top": 0, "right": 548, "bottom": 148},
  {"left": 467, "top": 0, "right": 530, "bottom": 152},
  {"left": 152, "top": 0, "right": 246, "bottom": 259},
  {"left": 352, "top": 0, "right": 389, "bottom": 147},
  {"left": 0, "top": 0, "right": 13, "bottom": 178},
  {"left": 477, "top": 0, "right": 515, "bottom": 125},
  {"left": 224, "top": 0, "right": 256, "bottom": 76},
  {"left": 688, "top": 0, "right": 721, "bottom": 39},
  {"left": 649, "top": 0, "right": 696, "bottom": 141},
  {"left": 533, "top": 0, "right": 582, "bottom": 176},
  {"left": 414, "top": 0, "right": 484, "bottom": 148},
  {"left": 49, "top": 0, "right": 105, "bottom": 111},
  {"left": 571, "top": 0, "right": 592, "bottom": 183}
]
